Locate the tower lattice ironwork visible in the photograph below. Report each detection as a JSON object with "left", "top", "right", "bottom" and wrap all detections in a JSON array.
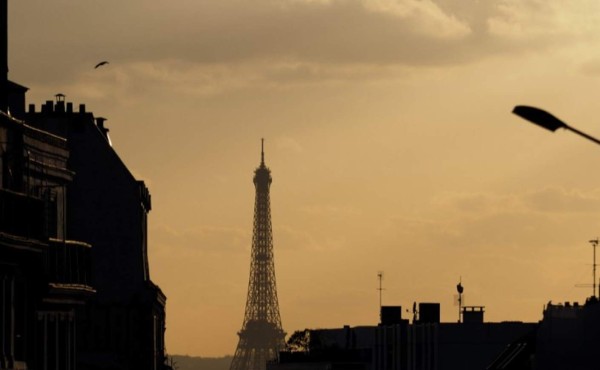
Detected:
[{"left": 230, "top": 139, "right": 286, "bottom": 370}]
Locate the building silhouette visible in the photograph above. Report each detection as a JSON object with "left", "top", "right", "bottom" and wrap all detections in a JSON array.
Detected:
[
  {"left": 0, "top": 0, "right": 167, "bottom": 368},
  {"left": 25, "top": 99, "right": 167, "bottom": 370},
  {"left": 269, "top": 304, "right": 537, "bottom": 370},
  {"left": 230, "top": 140, "right": 286, "bottom": 370},
  {"left": 533, "top": 298, "right": 600, "bottom": 370},
  {"left": 1, "top": 3, "right": 95, "bottom": 370},
  {"left": 0, "top": 103, "right": 95, "bottom": 370}
]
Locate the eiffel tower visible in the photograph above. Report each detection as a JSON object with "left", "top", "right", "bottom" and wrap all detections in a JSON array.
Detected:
[{"left": 230, "top": 139, "right": 286, "bottom": 370}]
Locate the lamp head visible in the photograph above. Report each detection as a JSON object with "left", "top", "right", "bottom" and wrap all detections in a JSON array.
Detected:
[{"left": 512, "top": 105, "right": 567, "bottom": 132}]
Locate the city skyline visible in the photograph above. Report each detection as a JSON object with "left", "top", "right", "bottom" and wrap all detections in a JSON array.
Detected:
[{"left": 9, "top": 0, "right": 600, "bottom": 358}]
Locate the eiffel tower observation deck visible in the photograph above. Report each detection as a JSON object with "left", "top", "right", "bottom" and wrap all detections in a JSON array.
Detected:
[{"left": 230, "top": 139, "right": 286, "bottom": 370}]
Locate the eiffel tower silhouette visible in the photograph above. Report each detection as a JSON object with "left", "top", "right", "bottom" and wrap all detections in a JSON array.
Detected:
[{"left": 230, "top": 139, "right": 286, "bottom": 370}]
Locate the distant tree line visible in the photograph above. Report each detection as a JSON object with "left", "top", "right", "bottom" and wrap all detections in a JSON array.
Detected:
[{"left": 169, "top": 355, "right": 233, "bottom": 370}]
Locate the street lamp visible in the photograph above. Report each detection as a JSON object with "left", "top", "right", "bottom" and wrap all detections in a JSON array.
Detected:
[
  {"left": 513, "top": 105, "right": 600, "bottom": 299},
  {"left": 512, "top": 105, "right": 600, "bottom": 146}
]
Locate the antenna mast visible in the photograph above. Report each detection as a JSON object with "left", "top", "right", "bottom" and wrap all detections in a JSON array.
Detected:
[
  {"left": 261, "top": 138, "right": 265, "bottom": 166},
  {"left": 377, "top": 271, "right": 384, "bottom": 321},
  {"left": 591, "top": 239, "right": 599, "bottom": 298},
  {"left": 456, "top": 277, "right": 464, "bottom": 323}
]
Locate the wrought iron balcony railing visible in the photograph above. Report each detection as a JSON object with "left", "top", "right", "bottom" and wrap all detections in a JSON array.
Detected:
[{"left": 46, "top": 238, "right": 93, "bottom": 288}]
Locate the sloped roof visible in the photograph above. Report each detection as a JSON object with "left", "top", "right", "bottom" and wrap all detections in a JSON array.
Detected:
[{"left": 5, "top": 79, "right": 28, "bottom": 92}]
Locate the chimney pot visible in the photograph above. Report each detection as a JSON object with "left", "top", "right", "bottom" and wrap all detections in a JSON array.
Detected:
[
  {"left": 96, "top": 117, "right": 107, "bottom": 128},
  {"left": 96, "top": 117, "right": 110, "bottom": 139}
]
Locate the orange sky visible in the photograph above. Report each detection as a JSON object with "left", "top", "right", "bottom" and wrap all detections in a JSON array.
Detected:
[{"left": 10, "top": 0, "right": 600, "bottom": 357}]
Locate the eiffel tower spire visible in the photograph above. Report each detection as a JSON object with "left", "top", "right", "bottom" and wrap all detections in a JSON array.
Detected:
[{"left": 230, "top": 139, "right": 286, "bottom": 370}]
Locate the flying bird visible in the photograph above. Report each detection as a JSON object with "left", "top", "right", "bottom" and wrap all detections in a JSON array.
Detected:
[{"left": 94, "top": 61, "right": 109, "bottom": 69}]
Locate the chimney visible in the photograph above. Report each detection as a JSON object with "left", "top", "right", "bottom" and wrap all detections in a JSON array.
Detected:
[
  {"left": 96, "top": 117, "right": 110, "bottom": 139},
  {"left": 55, "top": 93, "right": 65, "bottom": 113}
]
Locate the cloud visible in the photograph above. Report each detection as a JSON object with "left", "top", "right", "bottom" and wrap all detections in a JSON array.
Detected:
[
  {"left": 300, "top": 204, "right": 362, "bottom": 216},
  {"left": 524, "top": 187, "right": 600, "bottom": 213},
  {"left": 6, "top": 0, "right": 471, "bottom": 82},
  {"left": 275, "top": 136, "right": 305, "bottom": 154},
  {"left": 487, "top": 0, "right": 600, "bottom": 39},
  {"left": 276, "top": 223, "right": 351, "bottom": 252},
  {"left": 152, "top": 220, "right": 348, "bottom": 255},
  {"left": 377, "top": 187, "right": 600, "bottom": 257},
  {"left": 579, "top": 58, "right": 600, "bottom": 76},
  {"left": 21, "top": 59, "right": 416, "bottom": 105},
  {"left": 151, "top": 223, "right": 250, "bottom": 254},
  {"left": 435, "top": 187, "right": 600, "bottom": 215},
  {"left": 12, "top": 0, "right": 600, "bottom": 92},
  {"left": 432, "top": 192, "right": 524, "bottom": 214},
  {"left": 362, "top": 0, "right": 471, "bottom": 38}
]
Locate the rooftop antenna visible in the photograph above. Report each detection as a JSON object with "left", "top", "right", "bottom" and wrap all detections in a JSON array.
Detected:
[
  {"left": 456, "top": 277, "right": 464, "bottom": 323},
  {"left": 591, "top": 239, "right": 599, "bottom": 298},
  {"left": 412, "top": 301, "right": 417, "bottom": 324},
  {"left": 377, "top": 271, "right": 384, "bottom": 322}
]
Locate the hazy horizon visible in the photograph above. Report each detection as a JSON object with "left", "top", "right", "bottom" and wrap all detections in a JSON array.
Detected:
[{"left": 9, "top": 0, "right": 600, "bottom": 358}]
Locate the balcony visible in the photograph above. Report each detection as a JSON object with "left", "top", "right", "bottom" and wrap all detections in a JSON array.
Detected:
[
  {"left": 0, "top": 188, "right": 94, "bottom": 295},
  {"left": 46, "top": 238, "right": 94, "bottom": 294}
]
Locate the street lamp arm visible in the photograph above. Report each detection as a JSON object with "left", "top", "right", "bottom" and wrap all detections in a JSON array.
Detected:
[{"left": 564, "top": 125, "right": 600, "bottom": 147}]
